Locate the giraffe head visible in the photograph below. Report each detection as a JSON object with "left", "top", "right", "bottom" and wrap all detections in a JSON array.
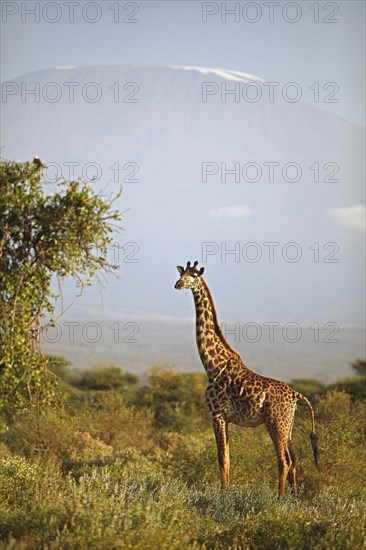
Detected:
[{"left": 175, "top": 261, "right": 205, "bottom": 290}]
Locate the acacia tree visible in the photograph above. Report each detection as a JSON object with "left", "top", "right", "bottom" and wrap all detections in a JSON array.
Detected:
[{"left": 0, "top": 158, "right": 121, "bottom": 418}]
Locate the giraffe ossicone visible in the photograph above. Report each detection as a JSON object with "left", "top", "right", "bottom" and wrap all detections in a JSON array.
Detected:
[{"left": 174, "top": 260, "right": 319, "bottom": 499}]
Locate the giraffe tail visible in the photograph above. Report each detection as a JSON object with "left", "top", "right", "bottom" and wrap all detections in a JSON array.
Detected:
[{"left": 300, "top": 394, "right": 319, "bottom": 468}]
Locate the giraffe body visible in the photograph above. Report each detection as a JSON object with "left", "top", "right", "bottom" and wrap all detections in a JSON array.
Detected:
[{"left": 175, "top": 261, "right": 318, "bottom": 499}]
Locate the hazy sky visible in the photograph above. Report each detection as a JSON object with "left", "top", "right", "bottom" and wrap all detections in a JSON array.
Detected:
[{"left": 1, "top": 0, "right": 365, "bottom": 125}]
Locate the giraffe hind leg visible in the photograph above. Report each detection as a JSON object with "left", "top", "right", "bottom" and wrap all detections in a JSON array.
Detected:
[
  {"left": 287, "top": 442, "right": 297, "bottom": 496},
  {"left": 266, "top": 420, "right": 292, "bottom": 500},
  {"left": 287, "top": 407, "right": 297, "bottom": 495},
  {"left": 277, "top": 443, "right": 292, "bottom": 500}
]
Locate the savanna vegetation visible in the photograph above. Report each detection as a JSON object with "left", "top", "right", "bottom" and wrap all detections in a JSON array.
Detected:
[
  {"left": 0, "top": 360, "right": 365, "bottom": 549},
  {"left": 1, "top": 159, "right": 365, "bottom": 548}
]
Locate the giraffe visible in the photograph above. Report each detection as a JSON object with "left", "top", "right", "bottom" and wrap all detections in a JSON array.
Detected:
[{"left": 174, "top": 261, "right": 319, "bottom": 499}]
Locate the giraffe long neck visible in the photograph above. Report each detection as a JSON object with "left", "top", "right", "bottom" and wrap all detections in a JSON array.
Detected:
[{"left": 192, "top": 278, "right": 241, "bottom": 379}]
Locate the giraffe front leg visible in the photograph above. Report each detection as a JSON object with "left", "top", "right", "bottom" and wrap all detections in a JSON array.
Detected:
[{"left": 212, "top": 416, "right": 230, "bottom": 490}]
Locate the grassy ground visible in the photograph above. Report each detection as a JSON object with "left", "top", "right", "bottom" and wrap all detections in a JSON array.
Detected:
[{"left": 1, "top": 367, "right": 365, "bottom": 549}]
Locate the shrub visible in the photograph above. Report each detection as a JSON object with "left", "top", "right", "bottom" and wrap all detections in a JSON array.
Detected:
[
  {"left": 71, "top": 363, "right": 139, "bottom": 392},
  {"left": 135, "top": 365, "right": 207, "bottom": 433},
  {"left": 4, "top": 395, "right": 153, "bottom": 468},
  {"left": 328, "top": 375, "right": 366, "bottom": 400},
  {"left": 0, "top": 456, "right": 42, "bottom": 508},
  {"left": 290, "top": 378, "right": 326, "bottom": 397},
  {"left": 350, "top": 358, "right": 366, "bottom": 376}
]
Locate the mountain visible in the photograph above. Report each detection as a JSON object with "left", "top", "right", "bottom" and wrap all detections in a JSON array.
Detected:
[{"left": 1, "top": 65, "right": 364, "bottom": 376}]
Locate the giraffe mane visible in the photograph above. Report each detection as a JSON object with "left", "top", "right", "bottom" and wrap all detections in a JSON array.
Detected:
[{"left": 200, "top": 278, "right": 241, "bottom": 360}]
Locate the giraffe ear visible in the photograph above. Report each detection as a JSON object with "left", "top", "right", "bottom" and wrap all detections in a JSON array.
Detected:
[
  {"left": 198, "top": 267, "right": 205, "bottom": 276},
  {"left": 177, "top": 266, "right": 185, "bottom": 275}
]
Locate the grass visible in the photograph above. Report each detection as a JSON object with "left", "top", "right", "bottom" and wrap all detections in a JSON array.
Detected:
[{"left": 1, "top": 457, "right": 365, "bottom": 549}]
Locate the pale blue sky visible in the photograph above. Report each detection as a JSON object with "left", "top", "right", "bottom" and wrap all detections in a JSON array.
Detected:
[{"left": 1, "top": 0, "right": 365, "bottom": 125}]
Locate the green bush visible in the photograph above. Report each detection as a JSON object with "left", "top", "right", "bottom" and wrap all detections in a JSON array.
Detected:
[
  {"left": 290, "top": 378, "right": 327, "bottom": 396},
  {"left": 135, "top": 365, "right": 207, "bottom": 432},
  {"left": 0, "top": 456, "right": 42, "bottom": 508},
  {"left": 328, "top": 375, "right": 366, "bottom": 400},
  {"left": 350, "top": 358, "right": 366, "bottom": 376},
  {"left": 4, "top": 394, "right": 153, "bottom": 470},
  {"left": 71, "top": 363, "right": 138, "bottom": 392}
]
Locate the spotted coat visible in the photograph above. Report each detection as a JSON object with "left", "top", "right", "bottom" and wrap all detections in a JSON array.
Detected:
[{"left": 175, "top": 262, "right": 319, "bottom": 499}]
